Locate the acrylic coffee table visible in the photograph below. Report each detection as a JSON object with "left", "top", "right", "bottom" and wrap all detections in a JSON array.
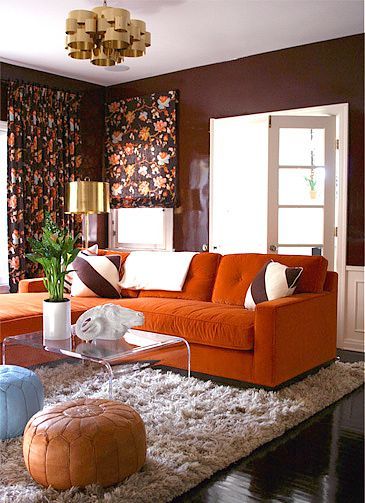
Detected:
[{"left": 2, "top": 328, "right": 191, "bottom": 399}]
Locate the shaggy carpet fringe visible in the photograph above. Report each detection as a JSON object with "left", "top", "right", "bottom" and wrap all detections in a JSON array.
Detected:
[{"left": 0, "top": 360, "right": 363, "bottom": 502}]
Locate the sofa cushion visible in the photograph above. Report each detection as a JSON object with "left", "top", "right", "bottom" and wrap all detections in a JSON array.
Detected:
[
  {"left": 113, "top": 298, "right": 254, "bottom": 351},
  {"left": 64, "top": 296, "right": 253, "bottom": 351},
  {"left": 212, "top": 253, "right": 328, "bottom": 306},
  {"left": 0, "top": 294, "right": 104, "bottom": 340},
  {"left": 0, "top": 294, "right": 120, "bottom": 340},
  {"left": 0, "top": 293, "right": 49, "bottom": 340},
  {"left": 139, "top": 253, "right": 221, "bottom": 301}
]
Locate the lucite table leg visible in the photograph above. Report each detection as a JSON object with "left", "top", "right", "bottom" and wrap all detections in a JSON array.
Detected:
[
  {"left": 102, "top": 361, "right": 114, "bottom": 399},
  {"left": 181, "top": 339, "right": 191, "bottom": 378},
  {"left": 79, "top": 356, "right": 114, "bottom": 399}
]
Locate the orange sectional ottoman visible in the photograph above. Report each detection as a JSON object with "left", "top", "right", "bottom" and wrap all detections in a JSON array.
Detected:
[{"left": 0, "top": 251, "right": 337, "bottom": 388}]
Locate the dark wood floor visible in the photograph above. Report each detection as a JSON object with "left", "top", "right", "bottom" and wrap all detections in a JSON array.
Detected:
[{"left": 174, "top": 350, "right": 364, "bottom": 503}]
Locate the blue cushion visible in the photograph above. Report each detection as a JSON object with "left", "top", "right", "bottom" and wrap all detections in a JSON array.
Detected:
[{"left": 0, "top": 365, "right": 44, "bottom": 440}]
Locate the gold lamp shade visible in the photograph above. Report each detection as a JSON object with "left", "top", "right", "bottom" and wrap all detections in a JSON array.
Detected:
[
  {"left": 65, "top": 181, "right": 110, "bottom": 215},
  {"left": 65, "top": 181, "right": 110, "bottom": 248}
]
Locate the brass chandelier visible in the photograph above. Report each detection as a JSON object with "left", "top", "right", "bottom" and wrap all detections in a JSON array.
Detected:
[{"left": 65, "top": 0, "right": 151, "bottom": 67}]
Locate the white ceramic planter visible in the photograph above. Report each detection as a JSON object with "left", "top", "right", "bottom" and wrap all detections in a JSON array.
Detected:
[{"left": 43, "top": 299, "right": 71, "bottom": 340}]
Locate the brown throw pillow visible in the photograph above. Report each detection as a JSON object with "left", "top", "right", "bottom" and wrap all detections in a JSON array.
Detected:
[
  {"left": 64, "top": 244, "right": 98, "bottom": 293},
  {"left": 71, "top": 254, "right": 121, "bottom": 298},
  {"left": 244, "top": 260, "right": 303, "bottom": 310}
]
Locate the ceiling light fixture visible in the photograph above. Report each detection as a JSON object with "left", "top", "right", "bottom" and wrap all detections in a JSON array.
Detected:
[{"left": 65, "top": 0, "right": 151, "bottom": 67}]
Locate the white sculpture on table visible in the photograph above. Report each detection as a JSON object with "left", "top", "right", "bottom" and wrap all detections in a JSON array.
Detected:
[{"left": 75, "top": 303, "right": 144, "bottom": 342}]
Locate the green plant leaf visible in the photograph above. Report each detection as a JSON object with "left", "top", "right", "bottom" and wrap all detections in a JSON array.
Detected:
[{"left": 27, "top": 212, "right": 80, "bottom": 302}]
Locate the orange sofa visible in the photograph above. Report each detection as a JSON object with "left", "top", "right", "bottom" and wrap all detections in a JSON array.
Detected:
[{"left": 0, "top": 251, "right": 337, "bottom": 388}]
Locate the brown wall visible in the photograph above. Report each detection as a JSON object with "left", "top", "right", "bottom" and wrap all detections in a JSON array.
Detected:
[
  {"left": 0, "top": 63, "right": 105, "bottom": 182},
  {"left": 106, "top": 34, "right": 364, "bottom": 265}
]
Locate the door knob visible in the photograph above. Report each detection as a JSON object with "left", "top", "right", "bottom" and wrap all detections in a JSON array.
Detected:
[{"left": 269, "top": 244, "right": 277, "bottom": 252}]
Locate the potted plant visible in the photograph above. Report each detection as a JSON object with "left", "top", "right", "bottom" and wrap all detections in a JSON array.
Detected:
[
  {"left": 305, "top": 170, "right": 317, "bottom": 199},
  {"left": 27, "top": 212, "right": 80, "bottom": 340}
]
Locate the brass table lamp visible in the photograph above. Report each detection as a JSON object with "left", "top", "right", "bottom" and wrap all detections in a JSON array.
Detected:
[{"left": 65, "top": 180, "right": 110, "bottom": 248}]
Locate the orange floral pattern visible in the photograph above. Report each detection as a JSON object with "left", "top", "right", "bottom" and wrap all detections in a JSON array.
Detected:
[
  {"left": 105, "top": 90, "right": 177, "bottom": 208},
  {"left": 7, "top": 82, "right": 82, "bottom": 292}
]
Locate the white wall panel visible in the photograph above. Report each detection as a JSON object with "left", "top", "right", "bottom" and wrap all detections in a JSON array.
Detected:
[{"left": 341, "top": 266, "right": 364, "bottom": 352}]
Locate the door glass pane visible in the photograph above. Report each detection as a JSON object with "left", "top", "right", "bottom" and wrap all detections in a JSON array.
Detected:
[
  {"left": 279, "top": 167, "right": 325, "bottom": 205},
  {"left": 278, "top": 246, "right": 321, "bottom": 256},
  {"left": 278, "top": 208, "right": 324, "bottom": 245},
  {"left": 279, "top": 128, "right": 324, "bottom": 166}
]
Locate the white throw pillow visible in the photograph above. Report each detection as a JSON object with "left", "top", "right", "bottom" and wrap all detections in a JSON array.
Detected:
[{"left": 244, "top": 260, "right": 303, "bottom": 310}]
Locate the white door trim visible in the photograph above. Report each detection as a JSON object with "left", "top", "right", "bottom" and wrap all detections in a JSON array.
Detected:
[{"left": 332, "top": 104, "right": 348, "bottom": 349}]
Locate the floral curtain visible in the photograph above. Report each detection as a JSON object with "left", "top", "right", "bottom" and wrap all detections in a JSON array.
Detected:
[
  {"left": 105, "top": 90, "right": 177, "bottom": 208},
  {"left": 7, "top": 81, "right": 82, "bottom": 292}
]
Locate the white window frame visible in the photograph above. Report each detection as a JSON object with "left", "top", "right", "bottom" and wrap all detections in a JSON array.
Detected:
[
  {"left": 0, "top": 120, "right": 9, "bottom": 293},
  {"left": 109, "top": 207, "right": 174, "bottom": 251}
]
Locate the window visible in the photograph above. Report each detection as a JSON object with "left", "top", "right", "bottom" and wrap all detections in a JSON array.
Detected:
[
  {"left": 0, "top": 121, "right": 9, "bottom": 291},
  {"left": 109, "top": 208, "right": 173, "bottom": 251}
]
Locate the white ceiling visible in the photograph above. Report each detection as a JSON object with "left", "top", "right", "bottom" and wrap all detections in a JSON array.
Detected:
[{"left": 0, "top": 0, "right": 363, "bottom": 87}]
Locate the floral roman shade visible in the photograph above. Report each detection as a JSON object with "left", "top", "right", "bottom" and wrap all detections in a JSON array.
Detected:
[
  {"left": 105, "top": 90, "right": 177, "bottom": 208},
  {"left": 7, "top": 81, "right": 82, "bottom": 292}
]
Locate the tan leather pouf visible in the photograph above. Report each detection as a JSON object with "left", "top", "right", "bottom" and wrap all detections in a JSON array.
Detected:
[{"left": 23, "top": 398, "right": 146, "bottom": 489}]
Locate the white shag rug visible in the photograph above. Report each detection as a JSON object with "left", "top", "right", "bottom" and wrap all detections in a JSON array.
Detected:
[{"left": 0, "top": 361, "right": 363, "bottom": 503}]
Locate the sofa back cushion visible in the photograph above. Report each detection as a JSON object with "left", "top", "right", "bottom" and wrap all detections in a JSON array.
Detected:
[
  {"left": 139, "top": 252, "right": 221, "bottom": 301},
  {"left": 212, "top": 253, "right": 328, "bottom": 306}
]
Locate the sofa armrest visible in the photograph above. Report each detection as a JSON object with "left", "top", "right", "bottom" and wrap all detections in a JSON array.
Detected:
[
  {"left": 18, "top": 278, "right": 47, "bottom": 293},
  {"left": 253, "top": 290, "right": 337, "bottom": 387},
  {"left": 323, "top": 270, "right": 338, "bottom": 293}
]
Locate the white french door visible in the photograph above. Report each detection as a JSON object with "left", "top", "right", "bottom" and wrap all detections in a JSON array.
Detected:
[
  {"left": 210, "top": 113, "right": 337, "bottom": 269},
  {"left": 267, "top": 116, "right": 336, "bottom": 268}
]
